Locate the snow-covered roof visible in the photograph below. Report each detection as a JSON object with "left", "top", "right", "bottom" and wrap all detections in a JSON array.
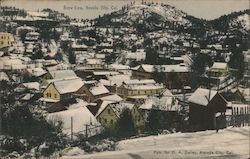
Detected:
[
  {"left": 46, "top": 63, "right": 70, "bottom": 72},
  {"left": 27, "top": 67, "right": 47, "bottom": 77},
  {"left": 47, "top": 100, "right": 102, "bottom": 137},
  {"left": 100, "top": 76, "right": 131, "bottom": 87},
  {"left": 109, "top": 102, "right": 135, "bottom": 117},
  {"left": 100, "top": 94, "right": 123, "bottom": 102},
  {"left": 188, "top": 88, "right": 218, "bottom": 106},
  {"left": 132, "top": 65, "right": 152, "bottom": 72},
  {"left": 52, "top": 78, "right": 84, "bottom": 94},
  {"left": 125, "top": 84, "right": 164, "bottom": 90},
  {"left": 133, "top": 64, "right": 189, "bottom": 73},
  {"left": 21, "top": 93, "right": 34, "bottom": 101},
  {"left": 139, "top": 96, "right": 179, "bottom": 111},
  {"left": 0, "top": 72, "right": 9, "bottom": 81},
  {"left": 158, "top": 65, "right": 189, "bottom": 73},
  {"left": 211, "top": 62, "right": 228, "bottom": 70},
  {"left": 109, "top": 64, "right": 130, "bottom": 70},
  {"left": 22, "top": 82, "right": 40, "bottom": 90},
  {"left": 28, "top": 11, "right": 49, "bottom": 17},
  {"left": 124, "top": 79, "right": 156, "bottom": 85},
  {"left": 49, "top": 70, "right": 78, "bottom": 79},
  {"left": 89, "top": 84, "right": 109, "bottom": 96},
  {"left": 162, "top": 89, "right": 174, "bottom": 97},
  {"left": 95, "top": 100, "right": 117, "bottom": 117},
  {"left": 93, "top": 71, "right": 120, "bottom": 76}
]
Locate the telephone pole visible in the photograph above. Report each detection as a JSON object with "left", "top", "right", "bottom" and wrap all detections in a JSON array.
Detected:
[{"left": 71, "top": 117, "right": 73, "bottom": 141}]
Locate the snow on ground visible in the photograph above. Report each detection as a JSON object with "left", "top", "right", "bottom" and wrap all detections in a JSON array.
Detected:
[
  {"left": 61, "top": 126, "right": 249, "bottom": 159},
  {"left": 237, "top": 14, "right": 250, "bottom": 30}
]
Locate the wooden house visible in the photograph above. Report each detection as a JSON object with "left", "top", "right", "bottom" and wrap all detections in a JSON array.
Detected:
[
  {"left": 75, "top": 83, "right": 110, "bottom": 102},
  {"left": 116, "top": 79, "right": 164, "bottom": 98},
  {"left": 131, "top": 64, "right": 191, "bottom": 88},
  {"left": 207, "top": 62, "right": 229, "bottom": 77},
  {"left": 95, "top": 101, "right": 145, "bottom": 133},
  {"left": 139, "top": 95, "right": 181, "bottom": 129},
  {"left": 188, "top": 88, "right": 228, "bottom": 131},
  {"left": 43, "top": 69, "right": 78, "bottom": 80},
  {"left": 42, "top": 78, "right": 84, "bottom": 103}
]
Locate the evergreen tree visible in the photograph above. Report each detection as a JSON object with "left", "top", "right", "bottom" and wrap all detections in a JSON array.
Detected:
[
  {"left": 116, "top": 108, "right": 136, "bottom": 138},
  {"left": 68, "top": 47, "right": 76, "bottom": 64},
  {"left": 145, "top": 47, "right": 158, "bottom": 64},
  {"left": 191, "top": 53, "right": 212, "bottom": 75},
  {"left": 229, "top": 47, "right": 245, "bottom": 79},
  {"left": 146, "top": 110, "right": 167, "bottom": 134},
  {"left": 153, "top": 66, "right": 166, "bottom": 84}
]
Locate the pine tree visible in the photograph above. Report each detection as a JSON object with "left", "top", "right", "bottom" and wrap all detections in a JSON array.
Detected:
[
  {"left": 116, "top": 108, "right": 136, "bottom": 138},
  {"left": 68, "top": 47, "right": 76, "bottom": 64},
  {"left": 146, "top": 110, "right": 167, "bottom": 134}
]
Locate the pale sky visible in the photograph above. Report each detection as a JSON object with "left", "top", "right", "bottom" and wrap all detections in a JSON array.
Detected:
[{"left": 1, "top": 0, "right": 249, "bottom": 20}]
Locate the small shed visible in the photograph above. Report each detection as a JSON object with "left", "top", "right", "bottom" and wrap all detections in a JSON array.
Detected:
[{"left": 188, "top": 88, "right": 227, "bottom": 131}]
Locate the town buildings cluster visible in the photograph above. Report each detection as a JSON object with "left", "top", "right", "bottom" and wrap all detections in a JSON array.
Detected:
[{"left": 0, "top": 2, "right": 249, "bottom": 141}]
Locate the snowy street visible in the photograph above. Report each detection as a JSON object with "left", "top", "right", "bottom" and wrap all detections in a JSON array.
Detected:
[{"left": 62, "top": 127, "right": 249, "bottom": 159}]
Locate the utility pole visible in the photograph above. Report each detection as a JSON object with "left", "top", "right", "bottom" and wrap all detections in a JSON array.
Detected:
[
  {"left": 71, "top": 117, "right": 73, "bottom": 141},
  {"left": 85, "top": 124, "right": 88, "bottom": 140}
]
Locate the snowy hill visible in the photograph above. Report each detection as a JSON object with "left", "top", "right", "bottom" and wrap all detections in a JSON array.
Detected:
[
  {"left": 96, "top": 3, "right": 204, "bottom": 34},
  {"left": 125, "top": 4, "right": 191, "bottom": 27},
  {"left": 211, "top": 10, "right": 250, "bottom": 33},
  {"left": 61, "top": 126, "right": 249, "bottom": 159}
]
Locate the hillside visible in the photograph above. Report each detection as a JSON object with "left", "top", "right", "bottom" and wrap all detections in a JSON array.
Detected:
[
  {"left": 93, "top": 3, "right": 249, "bottom": 57},
  {"left": 61, "top": 126, "right": 249, "bottom": 159}
]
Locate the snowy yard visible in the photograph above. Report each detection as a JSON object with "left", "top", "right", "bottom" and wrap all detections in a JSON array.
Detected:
[{"left": 61, "top": 126, "right": 249, "bottom": 159}]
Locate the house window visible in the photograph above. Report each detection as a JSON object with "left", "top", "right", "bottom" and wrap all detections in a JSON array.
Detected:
[
  {"left": 110, "top": 119, "right": 113, "bottom": 124},
  {"left": 104, "top": 118, "right": 107, "bottom": 123},
  {"left": 54, "top": 94, "right": 57, "bottom": 98},
  {"left": 47, "top": 93, "right": 51, "bottom": 97},
  {"left": 108, "top": 109, "right": 111, "bottom": 114}
]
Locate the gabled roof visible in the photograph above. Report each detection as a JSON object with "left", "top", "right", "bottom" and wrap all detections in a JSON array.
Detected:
[
  {"left": 123, "top": 79, "right": 156, "bottom": 85},
  {"left": 132, "top": 64, "right": 154, "bottom": 72},
  {"left": 95, "top": 100, "right": 117, "bottom": 117},
  {"left": 132, "top": 64, "right": 189, "bottom": 73},
  {"left": 188, "top": 88, "right": 218, "bottom": 106},
  {"left": 47, "top": 100, "right": 102, "bottom": 137},
  {"left": 211, "top": 62, "right": 228, "bottom": 70},
  {"left": 22, "top": 82, "right": 40, "bottom": 90},
  {"left": 89, "top": 84, "right": 109, "bottom": 96},
  {"left": 27, "top": 67, "right": 47, "bottom": 77},
  {"left": 100, "top": 94, "right": 123, "bottom": 102},
  {"left": 52, "top": 78, "right": 84, "bottom": 94},
  {"left": 49, "top": 69, "right": 77, "bottom": 79},
  {"left": 109, "top": 102, "right": 135, "bottom": 117},
  {"left": 139, "top": 96, "right": 179, "bottom": 111}
]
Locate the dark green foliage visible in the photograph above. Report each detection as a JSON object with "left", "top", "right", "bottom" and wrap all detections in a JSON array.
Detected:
[
  {"left": 229, "top": 47, "right": 245, "bottom": 79},
  {"left": 0, "top": 82, "right": 67, "bottom": 156},
  {"left": 71, "top": 27, "right": 80, "bottom": 38},
  {"left": 60, "top": 40, "right": 70, "bottom": 52},
  {"left": 191, "top": 53, "right": 212, "bottom": 75},
  {"left": 116, "top": 108, "right": 136, "bottom": 138},
  {"left": 55, "top": 50, "right": 63, "bottom": 61},
  {"left": 131, "top": 45, "right": 137, "bottom": 52},
  {"left": 31, "top": 44, "right": 44, "bottom": 60},
  {"left": 146, "top": 110, "right": 168, "bottom": 134},
  {"left": 68, "top": 47, "right": 76, "bottom": 64},
  {"left": 145, "top": 47, "right": 158, "bottom": 64},
  {"left": 153, "top": 67, "right": 166, "bottom": 84}
]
